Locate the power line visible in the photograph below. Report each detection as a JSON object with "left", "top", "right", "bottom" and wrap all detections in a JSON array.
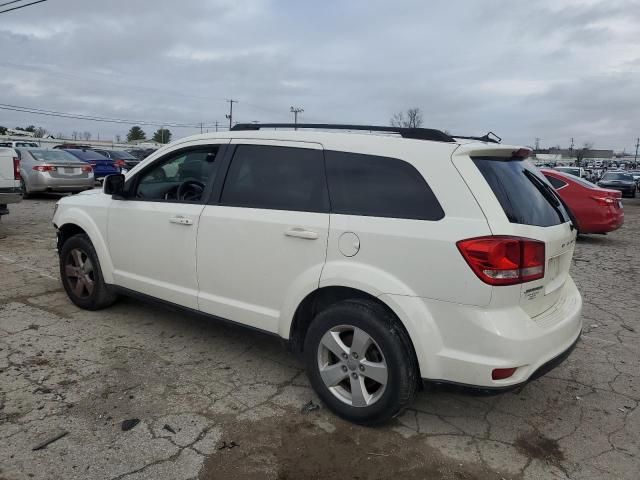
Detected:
[
  {"left": 0, "top": 103, "right": 219, "bottom": 129},
  {"left": 0, "top": 0, "right": 27, "bottom": 8},
  {"left": 0, "top": 0, "right": 47, "bottom": 15}
]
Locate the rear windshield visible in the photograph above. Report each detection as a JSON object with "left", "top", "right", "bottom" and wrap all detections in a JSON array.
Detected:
[
  {"left": 111, "top": 150, "right": 137, "bottom": 159},
  {"left": 555, "top": 167, "right": 580, "bottom": 176},
  {"left": 65, "top": 149, "right": 108, "bottom": 161},
  {"left": 602, "top": 172, "right": 633, "bottom": 181},
  {"left": 473, "top": 157, "right": 569, "bottom": 227},
  {"left": 26, "top": 149, "right": 77, "bottom": 162}
]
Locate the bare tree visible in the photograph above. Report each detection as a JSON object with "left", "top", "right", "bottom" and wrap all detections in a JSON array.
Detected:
[
  {"left": 72, "top": 131, "right": 79, "bottom": 140},
  {"left": 575, "top": 142, "right": 593, "bottom": 167},
  {"left": 33, "top": 127, "right": 49, "bottom": 138},
  {"left": 115, "top": 134, "right": 121, "bottom": 143},
  {"left": 390, "top": 108, "right": 423, "bottom": 128},
  {"left": 82, "top": 131, "right": 92, "bottom": 141}
]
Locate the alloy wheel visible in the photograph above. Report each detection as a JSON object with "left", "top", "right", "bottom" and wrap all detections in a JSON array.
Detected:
[
  {"left": 64, "top": 248, "right": 95, "bottom": 298},
  {"left": 317, "top": 324, "right": 388, "bottom": 407}
]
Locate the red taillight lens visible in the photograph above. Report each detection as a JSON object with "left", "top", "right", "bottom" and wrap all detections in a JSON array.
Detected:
[
  {"left": 457, "top": 236, "right": 545, "bottom": 286},
  {"left": 492, "top": 367, "right": 517, "bottom": 380},
  {"left": 32, "top": 165, "right": 56, "bottom": 172},
  {"left": 81, "top": 165, "right": 93, "bottom": 173},
  {"left": 113, "top": 160, "right": 126, "bottom": 168},
  {"left": 13, "top": 157, "right": 20, "bottom": 180},
  {"left": 590, "top": 196, "right": 615, "bottom": 206}
]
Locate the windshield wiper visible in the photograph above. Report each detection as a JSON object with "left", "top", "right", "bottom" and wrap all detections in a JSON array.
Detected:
[{"left": 523, "top": 170, "right": 572, "bottom": 227}]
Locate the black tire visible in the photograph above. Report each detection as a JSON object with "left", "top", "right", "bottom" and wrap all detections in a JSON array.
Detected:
[
  {"left": 59, "top": 234, "right": 118, "bottom": 310},
  {"left": 304, "top": 299, "right": 418, "bottom": 425},
  {"left": 20, "top": 179, "right": 31, "bottom": 199}
]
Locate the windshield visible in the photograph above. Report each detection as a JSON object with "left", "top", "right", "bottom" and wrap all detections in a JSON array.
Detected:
[
  {"left": 111, "top": 150, "right": 137, "bottom": 159},
  {"left": 556, "top": 167, "right": 580, "bottom": 176},
  {"left": 26, "top": 149, "right": 78, "bottom": 162},
  {"left": 602, "top": 172, "right": 633, "bottom": 181}
]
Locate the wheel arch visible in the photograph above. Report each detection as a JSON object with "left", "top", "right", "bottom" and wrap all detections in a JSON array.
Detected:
[
  {"left": 287, "top": 285, "right": 421, "bottom": 378},
  {"left": 55, "top": 212, "right": 114, "bottom": 284}
]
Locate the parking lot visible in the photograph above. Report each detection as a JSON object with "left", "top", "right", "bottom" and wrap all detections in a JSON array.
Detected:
[{"left": 0, "top": 195, "right": 638, "bottom": 480}]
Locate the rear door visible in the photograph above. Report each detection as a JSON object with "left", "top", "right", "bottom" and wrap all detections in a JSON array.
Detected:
[
  {"left": 453, "top": 150, "right": 576, "bottom": 317},
  {"left": 196, "top": 141, "right": 330, "bottom": 333}
]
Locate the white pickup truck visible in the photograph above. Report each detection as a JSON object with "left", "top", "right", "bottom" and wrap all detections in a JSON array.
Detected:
[{"left": 0, "top": 147, "right": 22, "bottom": 217}]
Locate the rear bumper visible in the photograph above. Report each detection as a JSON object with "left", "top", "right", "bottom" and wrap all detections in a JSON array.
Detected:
[
  {"left": 0, "top": 187, "right": 22, "bottom": 205},
  {"left": 28, "top": 173, "right": 95, "bottom": 192},
  {"left": 383, "top": 276, "right": 583, "bottom": 388},
  {"left": 579, "top": 208, "right": 624, "bottom": 234}
]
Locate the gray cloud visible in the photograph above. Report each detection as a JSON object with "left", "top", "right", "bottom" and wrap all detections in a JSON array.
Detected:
[{"left": 0, "top": 0, "right": 638, "bottom": 150}]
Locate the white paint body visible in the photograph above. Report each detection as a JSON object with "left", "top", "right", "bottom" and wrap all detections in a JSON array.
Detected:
[{"left": 53, "top": 131, "right": 582, "bottom": 388}]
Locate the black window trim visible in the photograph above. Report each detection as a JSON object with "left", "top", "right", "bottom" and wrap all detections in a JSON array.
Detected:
[
  {"left": 123, "top": 143, "right": 228, "bottom": 205},
  {"left": 213, "top": 143, "right": 330, "bottom": 214}
]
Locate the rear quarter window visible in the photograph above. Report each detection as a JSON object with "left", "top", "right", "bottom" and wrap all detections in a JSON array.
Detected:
[
  {"left": 473, "top": 157, "right": 569, "bottom": 227},
  {"left": 325, "top": 151, "right": 444, "bottom": 220}
]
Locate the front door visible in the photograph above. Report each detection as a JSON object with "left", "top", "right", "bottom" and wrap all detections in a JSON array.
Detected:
[
  {"left": 197, "top": 141, "right": 330, "bottom": 333},
  {"left": 107, "top": 144, "right": 223, "bottom": 308}
]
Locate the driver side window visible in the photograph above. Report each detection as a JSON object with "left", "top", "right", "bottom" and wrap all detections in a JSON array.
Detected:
[{"left": 134, "top": 146, "right": 219, "bottom": 203}]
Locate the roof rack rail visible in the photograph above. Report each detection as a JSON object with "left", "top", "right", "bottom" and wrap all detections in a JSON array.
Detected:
[
  {"left": 452, "top": 132, "right": 502, "bottom": 144},
  {"left": 231, "top": 123, "right": 456, "bottom": 143}
]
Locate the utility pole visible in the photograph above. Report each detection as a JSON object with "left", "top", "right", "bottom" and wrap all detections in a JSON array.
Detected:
[
  {"left": 200, "top": 122, "right": 203, "bottom": 134},
  {"left": 635, "top": 137, "right": 639, "bottom": 168},
  {"left": 215, "top": 121, "right": 219, "bottom": 132},
  {"left": 290, "top": 106, "right": 304, "bottom": 129},
  {"left": 226, "top": 99, "right": 238, "bottom": 129},
  {"left": 534, "top": 137, "right": 540, "bottom": 151}
]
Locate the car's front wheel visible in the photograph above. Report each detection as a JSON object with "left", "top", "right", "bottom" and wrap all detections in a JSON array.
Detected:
[
  {"left": 59, "top": 234, "right": 117, "bottom": 310},
  {"left": 304, "top": 299, "right": 418, "bottom": 425}
]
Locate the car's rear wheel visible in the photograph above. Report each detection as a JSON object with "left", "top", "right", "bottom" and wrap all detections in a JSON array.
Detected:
[
  {"left": 20, "top": 179, "right": 31, "bottom": 199},
  {"left": 59, "top": 234, "right": 117, "bottom": 310},
  {"left": 304, "top": 299, "right": 418, "bottom": 425}
]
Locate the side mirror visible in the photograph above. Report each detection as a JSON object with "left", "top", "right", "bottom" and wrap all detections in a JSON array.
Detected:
[{"left": 103, "top": 174, "right": 126, "bottom": 198}]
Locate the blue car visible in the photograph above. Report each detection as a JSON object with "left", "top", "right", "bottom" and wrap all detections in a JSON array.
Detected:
[{"left": 63, "top": 149, "right": 120, "bottom": 179}]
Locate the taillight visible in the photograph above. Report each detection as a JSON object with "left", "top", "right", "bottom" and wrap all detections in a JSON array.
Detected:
[
  {"left": 33, "top": 165, "right": 56, "bottom": 172},
  {"left": 113, "top": 159, "right": 126, "bottom": 168},
  {"left": 13, "top": 157, "right": 20, "bottom": 180},
  {"left": 81, "top": 165, "right": 93, "bottom": 173},
  {"left": 590, "top": 196, "right": 615, "bottom": 206},
  {"left": 457, "top": 236, "right": 545, "bottom": 286}
]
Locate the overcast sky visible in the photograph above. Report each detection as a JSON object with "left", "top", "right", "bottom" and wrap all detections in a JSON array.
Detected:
[{"left": 1, "top": 0, "right": 639, "bottom": 150}]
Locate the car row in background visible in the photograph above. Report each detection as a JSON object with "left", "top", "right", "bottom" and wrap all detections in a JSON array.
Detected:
[
  {"left": 541, "top": 168, "right": 624, "bottom": 234},
  {"left": 92, "top": 149, "right": 141, "bottom": 171}
]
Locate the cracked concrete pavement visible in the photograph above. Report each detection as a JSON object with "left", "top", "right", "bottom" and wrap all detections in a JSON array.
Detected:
[{"left": 0, "top": 195, "right": 638, "bottom": 479}]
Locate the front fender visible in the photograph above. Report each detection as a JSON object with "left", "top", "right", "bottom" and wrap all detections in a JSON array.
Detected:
[{"left": 56, "top": 206, "right": 114, "bottom": 284}]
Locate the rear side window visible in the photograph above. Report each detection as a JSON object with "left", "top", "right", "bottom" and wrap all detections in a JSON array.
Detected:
[
  {"left": 221, "top": 145, "right": 329, "bottom": 212},
  {"left": 543, "top": 175, "right": 568, "bottom": 190},
  {"left": 473, "top": 157, "right": 569, "bottom": 227},
  {"left": 325, "top": 151, "right": 444, "bottom": 220}
]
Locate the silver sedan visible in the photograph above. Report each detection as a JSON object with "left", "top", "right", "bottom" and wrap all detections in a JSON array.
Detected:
[{"left": 17, "top": 148, "right": 95, "bottom": 197}]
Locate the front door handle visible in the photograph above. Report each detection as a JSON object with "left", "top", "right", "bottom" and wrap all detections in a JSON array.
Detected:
[
  {"left": 169, "top": 216, "right": 193, "bottom": 226},
  {"left": 285, "top": 227, "right": 319, "bottom": 240}
]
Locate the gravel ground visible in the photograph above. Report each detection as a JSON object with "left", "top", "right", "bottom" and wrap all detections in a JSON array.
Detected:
[{"left": 0, "top": 194, "right": 638, "bottom": 480}]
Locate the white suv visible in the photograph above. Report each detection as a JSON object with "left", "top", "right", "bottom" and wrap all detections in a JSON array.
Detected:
[{"left": 53, "top": 124, "right": 582, "bottom": 424}]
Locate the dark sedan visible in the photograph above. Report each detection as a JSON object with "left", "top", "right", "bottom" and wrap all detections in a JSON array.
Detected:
[
  {"left": 92, "top": 149, "right": 141, "bottom": 172},
  {"left": 597, "top": 172, "right": 636, "bottom": 198},
  {"left": 63, "top": 149, "right": 120, "bottom": 179}
]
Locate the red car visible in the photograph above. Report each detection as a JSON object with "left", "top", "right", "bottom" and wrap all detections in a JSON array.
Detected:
[{"left": 541, "top": 168, "right": 624, "bottom": 234}]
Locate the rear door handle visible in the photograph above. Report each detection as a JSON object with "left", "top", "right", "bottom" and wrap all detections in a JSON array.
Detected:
[
  {"left": 169, "top": 216, "right": 193, "bottom": 226},
  {"left": 285, "top": 227, "right": 319, "bottom": 240}
]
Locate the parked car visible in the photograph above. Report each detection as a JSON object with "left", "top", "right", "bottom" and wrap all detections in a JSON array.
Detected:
[
  {"left": 92, "top": 149, "right": 141, "bottom": 172},
  {"left": 553, "top": 166, "right": 585, "bottom": 178},
  {"left": 126, "top": 148, "right": 157, "bottom": 160},
  {"left": 0, "top": 147, "right": 22, "bottom": 217},
  {"left": 16, "top": 148, "right": 94, "bottom": 197},
  {"left": 597, "top": 171, "right": 637, "bottom": 198},
  {"left": 541, "top": 168, "right": 623, "bottom": 234},
  {"left": 0, "top": 140, "right": 40, "bottom": 148},
  {"left": 62, "top": 149, "right": 120, "bottom": 180},
  {"left": 52, "top": 124, "right": 582, "bottom": 424}
]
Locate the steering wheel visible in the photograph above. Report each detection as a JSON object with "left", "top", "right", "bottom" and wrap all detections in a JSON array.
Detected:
[{"left": 176, "top": 180, "right": 206, "bottom": 201}]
